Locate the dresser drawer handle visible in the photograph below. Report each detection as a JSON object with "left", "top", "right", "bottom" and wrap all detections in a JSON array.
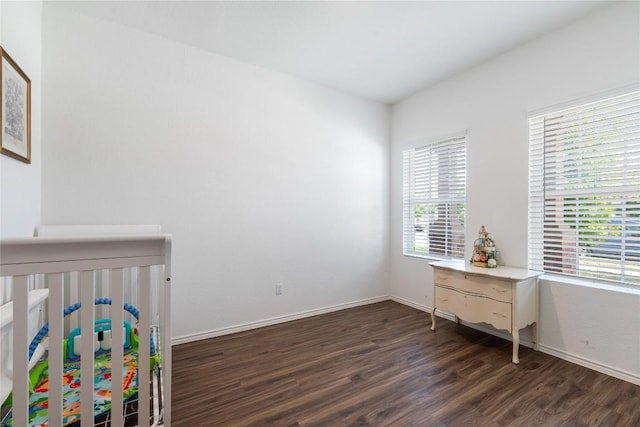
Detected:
[
  {"left": 492, "top": 312, "right": 508, "bottom": 318},
  {"left": 492, "top": 287, "right": 508, "bottom": 293},
  {"left": 439, "top": 297, "right": 449, "bottom": 302}
]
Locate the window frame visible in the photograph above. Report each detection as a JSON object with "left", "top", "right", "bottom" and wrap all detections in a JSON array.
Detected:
[
  {"left": 402, "top": 135, "right": 467, "bottom": 260},
  {"left": 528, "top": 89, "right": 640, "bottom": 286}
]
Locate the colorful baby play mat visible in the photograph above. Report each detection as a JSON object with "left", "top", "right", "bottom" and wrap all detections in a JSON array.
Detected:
[{"left": 2, "top": 349, "right": 140, "bottom": 427}]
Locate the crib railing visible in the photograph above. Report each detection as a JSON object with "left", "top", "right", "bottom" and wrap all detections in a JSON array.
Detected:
[{"left": 0, "top": 234, "right": 172, "bottom": 427}]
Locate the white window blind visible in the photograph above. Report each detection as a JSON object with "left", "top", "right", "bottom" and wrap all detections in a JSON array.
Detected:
[
  {"left": 403, "top": 136, "right": 466, "bottom": 258},
  {"left": 529, "top": 90, "right": 640, "bottom": 285}
]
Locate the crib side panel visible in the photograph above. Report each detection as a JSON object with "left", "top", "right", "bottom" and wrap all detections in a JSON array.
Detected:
[{"left": 1, "top": 235, "right": 171, "bottom": 427}]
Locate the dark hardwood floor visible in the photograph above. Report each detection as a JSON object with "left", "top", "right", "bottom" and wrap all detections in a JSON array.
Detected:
[{"left": 172, "top": 301, "right": 640, "bottom": 426}]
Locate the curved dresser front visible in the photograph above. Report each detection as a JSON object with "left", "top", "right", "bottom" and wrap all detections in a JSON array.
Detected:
[{"left": 430, "top": 260, "right": 542, "bottom": 364}]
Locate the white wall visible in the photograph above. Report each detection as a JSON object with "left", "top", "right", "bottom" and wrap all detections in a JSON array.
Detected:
[
  {"left": 40, "top": 5, "right": 390, "bottom": 341},
  {"left": 0, "top": 1, "right": 42, "bottom": 237},
  {"left": 390, "top": 2, "right": 640, "bottom": 383}
]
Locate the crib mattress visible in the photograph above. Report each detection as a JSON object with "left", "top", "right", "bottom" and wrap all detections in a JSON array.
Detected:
[{"left": 3, "top": 349, "right": 139, "bottom": 427}]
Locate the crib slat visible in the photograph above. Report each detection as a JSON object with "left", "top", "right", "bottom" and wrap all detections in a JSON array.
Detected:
[
  {"left": 69, "top": 272, "right": 79, "bottom": 332},
  {"left": 138, "top": 266, "right": 151, "bottom": 427},
  {"left": 111, "top": 268, "right": 125, "bottom": 426},
  {"left": 48, "top": 273, "right": 64, "bottom": 427},
  {"left": 162, "top": 263, "right": 172, "bottom": 426},
  {"left": 11, "top": 275, "right": 29, "bottom": 427},
  {"left": 80, "top": 270, "right": 95, "bottom": 427}
]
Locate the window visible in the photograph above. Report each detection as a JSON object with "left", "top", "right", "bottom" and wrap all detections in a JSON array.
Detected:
[
  {"left": 403, "top": 135, "right": 466, "bottom": 258},
  {"left": 528, "top": 90, "right": 640, "bottom": 285}
]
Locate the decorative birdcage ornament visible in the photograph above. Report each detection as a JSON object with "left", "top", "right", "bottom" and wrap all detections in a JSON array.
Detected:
[{"left": 471, "top": 225, "right": 497, "bottom": 268}]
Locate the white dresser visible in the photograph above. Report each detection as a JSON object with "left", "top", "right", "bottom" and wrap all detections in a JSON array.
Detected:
[{"left": 430, "top": 259, "right": 542, "bottom": 364}]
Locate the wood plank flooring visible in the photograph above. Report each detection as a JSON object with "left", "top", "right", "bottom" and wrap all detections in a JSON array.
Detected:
[{"left": 172, "top": 301, "right": 640, "bottom": 426}]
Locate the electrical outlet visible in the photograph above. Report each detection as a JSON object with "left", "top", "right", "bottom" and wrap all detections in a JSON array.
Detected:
[{"left": 275, "top": 283, "right": 283, "bottom": 295}]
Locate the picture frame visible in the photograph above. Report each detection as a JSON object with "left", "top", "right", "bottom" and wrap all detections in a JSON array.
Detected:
[{"left": 1, "top": 46, "right": 31, "bottom": 164}]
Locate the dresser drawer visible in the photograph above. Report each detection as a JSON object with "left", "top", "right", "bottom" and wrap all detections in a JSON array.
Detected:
[
  {"left": 435, "top": 286, "right": 512, "bottom": 331},
  {"left": 430, "top": 260, "right": 542, "bottom": 364},
  {"left": 434, "top": 269, "right": 512, "bottom": 302}
]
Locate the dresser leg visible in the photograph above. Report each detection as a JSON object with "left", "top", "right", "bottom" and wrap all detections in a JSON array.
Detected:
[
  {"left": 533, "top": 322, "right": 539, "bottom": 351},
  {"left": 430, "top": 307, "right": 436, "bottom": 331},
  {"left": 512, "top": 330, "right": 520, "bottom": 364}
]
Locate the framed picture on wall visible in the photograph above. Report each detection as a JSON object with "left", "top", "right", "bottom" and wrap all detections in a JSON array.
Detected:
[{"left": 1, "top": 46, "right": 31, "bottom": 164}]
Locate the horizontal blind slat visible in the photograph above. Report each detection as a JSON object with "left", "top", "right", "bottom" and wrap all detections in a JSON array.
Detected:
[
  {"left": 403, "top": 135, "right": 466, "bottom": 258},
  {"left": 529, "top": 90, "right": 640, "bottom": 285}
]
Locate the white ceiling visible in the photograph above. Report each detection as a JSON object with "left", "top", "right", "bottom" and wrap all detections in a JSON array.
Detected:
[{"left": 55, "top": 1, "right": 614, "bottom": 104}]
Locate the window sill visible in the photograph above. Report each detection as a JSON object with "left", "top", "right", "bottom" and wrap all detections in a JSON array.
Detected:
[
  {"left": 403, "top": 252, "right": 464, "bottom": 263},
  {"left": 539, "top": 273, "right": 640, "bottom": 296}
]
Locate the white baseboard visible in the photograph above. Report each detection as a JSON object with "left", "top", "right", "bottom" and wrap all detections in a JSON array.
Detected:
[
  {"left": 388, "top": 295, "right": 429, "bottom": 312},
  {"left": 538, "top": 344, "right": 640, "bottom": 386},
  {"left": 172, "top": 295, "right": 389, "bottom": 346}
]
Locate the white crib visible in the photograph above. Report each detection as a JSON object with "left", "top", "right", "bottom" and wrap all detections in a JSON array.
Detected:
[{"left": 0, "top": 232, "right": 172, "bottom": 427}]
